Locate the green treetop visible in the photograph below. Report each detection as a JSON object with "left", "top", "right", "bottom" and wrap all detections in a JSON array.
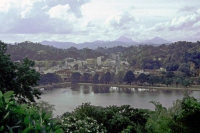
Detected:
[
  {"left": 0, "top": 41, "right": 41, "bottom": 103},
  {"left": 123, "top": 70, "right": 135, "bottom": 85}
]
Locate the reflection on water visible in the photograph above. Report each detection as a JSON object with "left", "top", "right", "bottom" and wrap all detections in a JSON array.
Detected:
[
  {"left": 69, "top": 85, "right": 193, "bottom": 95},
  {"left": 93, "top": 86, "right": 110, "bottom": 93},
  {"left": 40, "top": 85, "right": 200, "bottom": 116}
]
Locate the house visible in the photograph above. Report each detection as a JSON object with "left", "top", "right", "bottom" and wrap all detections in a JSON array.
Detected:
[
  {"left": 156, "top": 67, "right": 166, "bottom": 72},
  {"left": 97, "top": 57, "right": 102, "bottom": 66},
  {"left": 190, "top": 62, "right": 195, "bottom": 71},
  {"left": 134, "top": 69, "right": 144, "bottom": 75},
  {"left": 86, "top": 58, "right": 96, "bottom": 66},
  {"left": 103, "top": 59, "right": 116, "bottom": 66},
  {"left": 134, "top": 69, "right": 150, "bottom": 75},
  {"left": 55, "top": 69, "right": 73, "bottom": 81},
  {"left": 120, "top": 61, "right": 129, "bottom": 66}
]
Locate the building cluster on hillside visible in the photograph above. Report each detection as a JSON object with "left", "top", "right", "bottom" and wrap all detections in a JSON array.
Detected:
[
  {"left": 34, "top": 53, "right": 130, "bottom": 81},
  {"left": 33, "top": 52, "right": 200, "bottom": 82}
]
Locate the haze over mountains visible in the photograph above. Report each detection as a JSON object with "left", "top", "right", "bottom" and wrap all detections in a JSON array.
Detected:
[{"left": 41, "top": 36, "right": 172, "bottom": 49}]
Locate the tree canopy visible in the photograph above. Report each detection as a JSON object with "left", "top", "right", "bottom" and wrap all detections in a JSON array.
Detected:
[
  {"left": 0, "top": 41, "right": 41, "bottom": 103},
  {"left": 123, "top": 71, "right": 135, "bottom": 85},
  {"left": 71, "top": 72, "right": 81, "bottom": 83},
  {"left": 39, "top": 73, "right": 62, "bottom": 85}
]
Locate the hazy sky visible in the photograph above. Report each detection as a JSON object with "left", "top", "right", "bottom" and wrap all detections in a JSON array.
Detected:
[{"left": 0, "top": 0, "right": 200, "bottom": 43}]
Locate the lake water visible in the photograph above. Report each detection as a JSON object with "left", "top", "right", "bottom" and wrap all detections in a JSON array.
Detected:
[{"left": 39, "top": 84, "right": 200, "bottom": 116}]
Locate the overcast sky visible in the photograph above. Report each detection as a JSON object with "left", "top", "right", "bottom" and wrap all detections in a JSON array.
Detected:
[{"left": 0, "top": 0, "right": 200, "bottom": 43}]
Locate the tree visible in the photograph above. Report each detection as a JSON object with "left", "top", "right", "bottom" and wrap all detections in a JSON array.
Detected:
[
  {"left": 181, "top": 78, "right": 192, "bottom": 88},
  {"left": 61, "top": 103, "right": 149, "bottom": 133},
  {"left": 164, "top": 78, "right": 173, "bottom": 87},
  {"left": 0, "top": 91, "right": 62, "bottom": 133},
  {"left": 137, "top": 73, "right": 148, "bottom": 85},
  {"left": 92, "top": 74, "right": 99, "bottom": 83},
  {"left": 110, "top": 72, "right": 115, "bottom": 83},
  {"left": 172, "top": 95, "right": 200, "bottom": 133},
  {"left": 100, "top": 72, "right": 111, "bottom": 84},
  {"left": 0, "top": 41, "right": 41, "bottom": 103},
  {"left": 104, "top": 72, "right": 111, "bottom": 84},
  {"left": 147, "top": 74, "right": 160, "bottom": 86},
  {"left": 123, "top": 71, "right": 135, "bottom": 85},
  {"left": 71, "top": 72, "right": 81, "bottom": 83},
  {"left": 116, "top": 71, "right": 125, "bottom": 84},
  {"left": 165, "top": 71, "right": 175, "bottom": 78},
  {"left": 39, "top": 73, "right": 62, "bottom": 85},
  {"left": 178, "top": 63, "right": 192, "bottom": 77},
  {"left": 146, "top": 95, "right": 200, "bottom": 133},
  {"left": 82, "top": 73, "right": 91, "bottom": 83},
  {"left": 166, "top": 63, "right": 179, "bottom": 71}
]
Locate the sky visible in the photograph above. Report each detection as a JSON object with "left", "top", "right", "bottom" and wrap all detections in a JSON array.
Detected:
[{"left": 0, "top": 0, "right": 200, "bottom": 43}]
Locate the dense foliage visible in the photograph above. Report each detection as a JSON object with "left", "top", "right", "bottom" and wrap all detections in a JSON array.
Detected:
[
  {"left": 65, "top": 70, "right": 200, "bottom": 89},
  {"left": 123, "top": 71, "right": 135, "bottom": 85},
  {"left": 0, "top": 41, "right": 41, "bottom": 103},
  {"left": 39, "top": 73, "right": 62, "bottom": 85},
  {"left": 121, "top": 41, "right": 200, "bottom": 70},
  {"left": 6, "top": 42, "right": 105, "bottom": 61},
  {"left": 0, "top": 91, "right": 62, "bottom": 133},
  {"left": 95, "top": 46, "right": 126, "bottom": 54},
  {"left": 59, "top": 103, "right": 150, "bottom": 133},
  {"left": 146, "top": 94, "right": 200, "bottom": 133},
  {"left": 5, "top": 41, "right": 200, "bottom": 71}
]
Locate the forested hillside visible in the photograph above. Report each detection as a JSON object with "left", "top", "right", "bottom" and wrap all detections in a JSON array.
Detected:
[
  {"left": 6, "top": 41, "right": 105, "bottom": 61},
  {"left": 5, "top": 41, "right": 200, "bottom": 72},
  {"left": 95, "top": 46, "right": 126, "bottom": 54},
  {"left": 121, "top": 41, "right": 200, "bottom": 70}
]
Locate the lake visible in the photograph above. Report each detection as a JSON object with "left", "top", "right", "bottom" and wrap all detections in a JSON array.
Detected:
[{"left": 39, "top": 84, "right": 200, "bottom": 116}]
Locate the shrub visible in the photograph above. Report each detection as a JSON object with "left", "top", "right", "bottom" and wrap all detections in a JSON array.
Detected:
[{"left": 0, "top": 91, "right": 63, "bottom": 133}]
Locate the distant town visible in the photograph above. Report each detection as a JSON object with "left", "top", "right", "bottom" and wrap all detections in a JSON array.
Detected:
[
  {"left": 5, "top": 40, "right": 200, "bottom": 87},
  {"left": 34, "top": 53, "right": 166, "bottom": 82}
]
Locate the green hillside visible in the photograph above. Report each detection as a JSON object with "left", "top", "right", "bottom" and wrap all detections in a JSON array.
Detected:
[
  {"left": 121, "top": 41, "right": 200, "bottom": 70},
  {"left": 6, "top": 41, "right": 105, "bottom": 61}
]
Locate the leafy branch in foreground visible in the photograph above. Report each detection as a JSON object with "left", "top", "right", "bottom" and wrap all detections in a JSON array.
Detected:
[
  {"left": 0, "top": 91, "right": 63, "bottom": 133},
  {"left": 0, "top": 41, "right": 41, "bottom": 103},
  {"left": 146, "top": 94, "right": 200, "bottom": 133}
]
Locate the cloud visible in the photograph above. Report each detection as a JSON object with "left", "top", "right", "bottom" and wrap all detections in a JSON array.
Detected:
[
  {"left": 21, "top": 7, "right": 32, "bottom": 18},
  {"left": 0, "top": 0, "right": 200, "bottom": 43},
  {"left": 0, "top": 0, "right": 91, "bottom": 34},
  {"left": 105, "top": 11, "right": 135, "bottom": 29},
  {"left": 47, "top": 4, "right": 71, "bottom": 19},
  {"left": 178, "top": 5, "right": 194, "bottom": 13},
  {"left": 67, "top": 0, "right": 91, "bottom": 17},
  {"left": 42, "top": 0, "right": 91, "bottom": 17},
  {"left": 153, "top": 8, "right": 200, "bottom": 32}
]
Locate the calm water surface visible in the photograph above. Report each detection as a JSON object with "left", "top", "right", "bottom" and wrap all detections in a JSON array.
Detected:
[{"left": 39, "top": 85, "right": 200, "bottom": 116}]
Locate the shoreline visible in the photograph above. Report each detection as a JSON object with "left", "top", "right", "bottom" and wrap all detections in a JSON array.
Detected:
[{"left": 37, "top": 82, "right": 200, "bottom": 91}]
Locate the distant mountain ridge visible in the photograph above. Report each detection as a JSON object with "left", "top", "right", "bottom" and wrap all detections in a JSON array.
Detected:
[
  {"left": 115, "top": 36, "right": 137, "bottom": 44},
  {"left": 41, "top": 41, "right": 76, "bottom": 49},
  {"left": 41, "top": 36, "right": 172, "bottom": 49},
  {"left": 141, "top": 36, "right": 172, "bottom": 45}
]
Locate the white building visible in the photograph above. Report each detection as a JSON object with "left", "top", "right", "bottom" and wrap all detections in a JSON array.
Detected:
[
  {"left": 97, "top": 57, "right": 102, "bottom": 66},
  {"left": 134, "top": 69, "right": 150, "bottom": 75},
  {"left": 156, "top": 67, "right": 166, "bottom": 72}
]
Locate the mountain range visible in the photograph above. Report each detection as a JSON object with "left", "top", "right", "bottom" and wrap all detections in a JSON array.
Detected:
[{"left": 41, "top": 36, "right": 172, "bottom": 49}]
